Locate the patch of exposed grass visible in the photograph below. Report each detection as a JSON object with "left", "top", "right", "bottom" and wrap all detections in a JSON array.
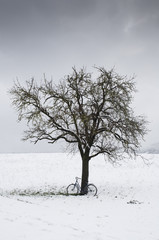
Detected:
[{"left": 0, "top": 185, "right": 68, "bottom": 197}]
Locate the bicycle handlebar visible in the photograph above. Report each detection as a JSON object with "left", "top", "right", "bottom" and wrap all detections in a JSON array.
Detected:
[{"left": 75, "top": 177, "right": 81, "bottom": 180}]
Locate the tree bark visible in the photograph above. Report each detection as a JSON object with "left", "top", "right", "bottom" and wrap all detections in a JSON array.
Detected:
[{"left": 80, "top": 155, "right": 89, "bottom": 195}]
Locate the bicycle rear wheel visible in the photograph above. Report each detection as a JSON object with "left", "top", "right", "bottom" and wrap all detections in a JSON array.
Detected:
[
  {"left": 66, "top": 184, "right": 78, "bottom": 195},
  {"left": 86, "top": 184, "right": 97, "bottom": 196}
]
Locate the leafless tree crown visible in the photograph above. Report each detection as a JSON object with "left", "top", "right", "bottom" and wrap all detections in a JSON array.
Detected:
[{"left": 10, "top": 67, "right": 147, "bottom": 162}]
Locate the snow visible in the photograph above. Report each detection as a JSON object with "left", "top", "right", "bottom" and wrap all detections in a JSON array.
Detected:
[{"left": 0, "top": 153, "right": 159, "bottom": 240}]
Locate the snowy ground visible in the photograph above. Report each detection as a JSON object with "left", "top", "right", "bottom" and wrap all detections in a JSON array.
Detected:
[{"left": 0, "top": 153, "right": 159, "bottom": 240}]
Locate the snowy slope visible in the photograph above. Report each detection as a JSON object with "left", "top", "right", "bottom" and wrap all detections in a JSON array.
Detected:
[{"left": 0, "top": 153, "right": 159, "bottom": 240}]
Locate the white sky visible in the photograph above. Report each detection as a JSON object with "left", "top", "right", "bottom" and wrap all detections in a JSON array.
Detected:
[{"left": 0, "top": 0, "right": 159, "bottom": 153}]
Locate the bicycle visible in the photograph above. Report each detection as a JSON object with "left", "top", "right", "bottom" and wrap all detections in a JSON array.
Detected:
[{"left": 66, "top": 177, "right": 97, "bottom": 196}]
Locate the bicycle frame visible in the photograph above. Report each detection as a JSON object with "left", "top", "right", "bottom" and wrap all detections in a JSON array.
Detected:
[{"left": 75, "top": 177, "right": 81, "bottom": 193}]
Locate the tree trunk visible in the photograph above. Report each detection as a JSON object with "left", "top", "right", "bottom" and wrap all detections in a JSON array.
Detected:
[{"left": 80, "top": 155, "right": 89, "bottom": 195}]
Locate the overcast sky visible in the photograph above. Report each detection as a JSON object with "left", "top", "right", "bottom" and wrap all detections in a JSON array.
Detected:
[{"left": 0, "top": 0, "right": 159, "bottom": 153}]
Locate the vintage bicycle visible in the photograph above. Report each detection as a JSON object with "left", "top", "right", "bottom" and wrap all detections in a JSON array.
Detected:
[{"left": 66, "top": 177, "right": 97, "bottom": 196}]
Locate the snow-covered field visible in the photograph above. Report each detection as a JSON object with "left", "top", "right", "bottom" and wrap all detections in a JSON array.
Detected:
[{"left": 0, "top": 153, "right": 158, "bottom": 240}]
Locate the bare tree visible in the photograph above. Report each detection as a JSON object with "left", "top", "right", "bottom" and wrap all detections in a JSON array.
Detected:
[{"left": 10, "top": 67, "right": 147, "bottom": 194}]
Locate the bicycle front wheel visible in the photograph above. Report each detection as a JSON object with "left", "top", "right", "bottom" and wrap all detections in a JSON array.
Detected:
[
  {"left": 86, "top": 184, "right": 97, "bottom": 196},
  {"left": 66, "top": 184, "right": 78, "bottom": 195}
]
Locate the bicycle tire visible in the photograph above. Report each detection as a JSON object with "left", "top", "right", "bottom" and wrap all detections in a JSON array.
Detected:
[
  {"left": 66, "top": 184, "right": 78, "bottom": 195},
  {"left": 85, "top": 184, "right": 97, "bottom": 196}
]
